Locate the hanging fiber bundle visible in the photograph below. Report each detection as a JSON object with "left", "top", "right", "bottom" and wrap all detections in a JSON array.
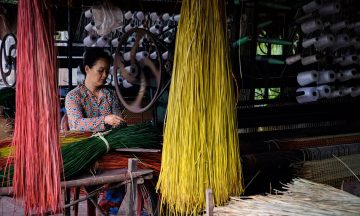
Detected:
[
  {"left": 156, "top": 0, "right": 244, "bottom": 214},
  {"left": 5, "top": 0, "right": 62, "bottom": 214}
]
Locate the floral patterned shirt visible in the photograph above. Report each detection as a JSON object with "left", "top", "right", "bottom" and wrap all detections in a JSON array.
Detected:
[{"left": 65, "top": 83, "right": 122, "bottom": 132}]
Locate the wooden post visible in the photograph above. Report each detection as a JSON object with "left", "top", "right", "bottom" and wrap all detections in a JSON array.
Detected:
[
  {"left": 206, "top": 188, "right": 214, "bottom": 216},
  {"left": 87, "top": 186, "right": 97, "bottom": 216},
  {"left": 63, "top": 188, "right": 71, "bottom": 216},
  {"left": 125, "top": 158, "right": 140, "bottom": 216},
  {"left": 74, "top": 187, "right": 80, "bottom": 216}
]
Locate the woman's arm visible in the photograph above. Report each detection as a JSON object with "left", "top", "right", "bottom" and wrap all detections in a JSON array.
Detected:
[{"left": 65, "top": 92, "right": 106, "bottom": 132}]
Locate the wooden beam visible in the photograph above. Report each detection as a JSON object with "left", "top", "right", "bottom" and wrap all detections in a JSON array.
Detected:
[
  {"left": 206, "top": 188, "right": 214, "bottom": 216},
  {"left": 50, "top": 0, "right": 182, "bottom": 14},
  {"left": 125, "top": 158, "right": 141, "bottom": 216}
]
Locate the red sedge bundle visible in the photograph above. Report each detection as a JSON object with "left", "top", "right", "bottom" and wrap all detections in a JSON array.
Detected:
[{"left": 5, "top": 0, "right": 62, "bottom": 214}]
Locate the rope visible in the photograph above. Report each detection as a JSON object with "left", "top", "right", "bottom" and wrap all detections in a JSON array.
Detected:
[{"left": 91, "top": 130, "right": 112, "bottom": 153}]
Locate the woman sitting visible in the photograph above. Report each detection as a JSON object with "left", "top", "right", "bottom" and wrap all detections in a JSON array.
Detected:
[
  {"left": 65, "top": 47, "right": 126, "bottom": 215},
  {"left": 65, "top": 47, "right": 125, "bottom": 131}
]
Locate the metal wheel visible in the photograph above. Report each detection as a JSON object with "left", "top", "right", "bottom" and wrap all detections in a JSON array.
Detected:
[
  {"left": 0, "top": 33, "right": 17, "bottom": 88},
  {"left": 112, "top": 28, "right": 164, "bottom": 113}
]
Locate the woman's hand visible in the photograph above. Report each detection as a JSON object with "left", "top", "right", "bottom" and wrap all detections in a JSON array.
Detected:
[{"left": 105, "top": 114, "right": 126, "bottom": 127}]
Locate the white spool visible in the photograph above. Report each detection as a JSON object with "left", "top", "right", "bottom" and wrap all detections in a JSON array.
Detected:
[
  {"left": 124, "top": 66, "right": 138, "bottom": 77},
  {"left": 83, "top": 35, "right": 98, "bottom": 47},
  {"left": 136, "top": 51, "right": 149, "bottom": 61},
  {"left": 150, "top": 24, "right": 160, "bottom": 33},
  {"left": 122, "top": 80, "right": 133, "bottom": 88},
  {"left": 341, "top": 87, "right": 354, "bottom": 96},
  {"left": 350, "top": 87, "right": 360, "bottom": 97},
  {"left": 313, "top": 34, "right": 335, "bottom": 50},
  {"left": 317, "top": 85, "right": 331, "bottom": 99},
  {"left": 301, "top": 18, "right": 323, "bottom": 34},
  {"left": 339, "top": 55, "right": 358, "bottom": 66},
  {"left": 150, "top": 12, "right": 161, "bottom": 21},
  {"left": 296, "top": 87, "right": 319, "bottom": 104},
  {"left": 326, "top": 90, "right": 343, "bottom": 99},
  {"left": 336, "top": 73, "right": 344, "bottom": 80},
  {"left": 319, "top": 1, "right": 341, "bottom": 16},
  {"left": 330, "top": 20, "right": 349, "bottom": 32},
  {"left": 123, "top": 51, "right": 131, "bottom": 61},
  {"left": 333, "top": 56, "right": 345, "bottom": 64},
  {"left": 96, "top": 36, "right": 109, "bottom": 47},
  {"left": 316, "top": 70, "right": 336, "bottom": 84},
  {"left": 125, "top": 11, "right": 134, "bottom": 20},
  {"left": 164, "top": 37, "right": 173, "bottom": 43},
  {"left": 162, "top": 13, "right": 172, "bottom": 21},
  {"left": 125, "top": 23, "right": 136, "bottom": 32},
  {"left": 112, "top": 53, "right": 116, "bottom": 59},
  {"left": 136, "top": 12, "right": 145, "bottom": 20},
  {"left": 162, "top": 51, "right": 169, "bottom": 60},
  {"left": 150, "top": 51, "right": 157, "bottom": 59},
  {"left": 329, "top": 34, "right": 350, "bottom": 51},
  {"left": 302, "top": 37, "right": 318, "bottom": 48},
  {"left": 338, "top": 69, "right": 357, "bottom": 82},
  {"left": 138, "top": 25, "right": 146, "bottom": 29},
  {"left": 302, "top": 0, "right": 323, "bottom": 13},
  {"left": 85, "top": 9, "right": 92, "bottom": 18},
  {"left": 297, "top": 70, "right": 319, "bottom": 86},
  {"left": 111, "top": 38, "right": 120, "bottom": 46},
  {"left": 156, "top": 25, "right": 163, "bottom": 34},
  {"left": 170, "top": 14, "right": 180, "bottom": 22},
  {"left": 85, "top": 22, "right": 95, "bottom": 31}
]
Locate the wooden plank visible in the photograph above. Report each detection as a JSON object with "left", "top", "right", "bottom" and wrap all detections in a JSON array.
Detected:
[
  {"left": 83, "top": 186, "right": 107, "bottom": 216},
  {"left": 115, "top": 148, "right": 161, "bottom": 153},
  {"left": 126, "top": 159, "right": 140, "bottom": 216},
  {"left": 86, "top": 186, "right": 97, "bottom": 216},
  {"left": 61, "top": 168, "right": 153, "bottom": 188},
  {"left": 341, "top": 179, "right": 360, "bottom": 197},
  {"left": 206, "top": 188, "right": 214, "bottom": 216}
]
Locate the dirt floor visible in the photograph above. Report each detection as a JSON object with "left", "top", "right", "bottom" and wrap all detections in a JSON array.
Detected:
[{"left": 0, "top": 115, "right": 13, "bottom": 141}]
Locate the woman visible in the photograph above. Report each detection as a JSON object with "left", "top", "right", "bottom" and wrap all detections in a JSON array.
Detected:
[
  {"left": 65, "top": 47, "right": 126, "bottom": 215},
  {"left": 65, "top": 47, "right": 125, "bottom": 131}
]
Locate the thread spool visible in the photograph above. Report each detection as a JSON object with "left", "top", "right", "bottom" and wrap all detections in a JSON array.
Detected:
[
  {"left": 85, "top": 9, "right": 92, "bottom": 18},
  {"left": 150, "top": 51, "right": 157, "bottom": 59},
  {"left": 85, "top": 22, "right": 95, "bottom": 31},
  {"left": 164, "top": 37, "right": 173, "bottom": 43},
  {"left": 83, "top": 35, "right": 98, "bottom": 47},
  {"left": 329, "top": 34, "right": 349, "bottom": 51},
  {"left": 127, "top": 36, "right": 137, "bottom": 43},
  {"left": 112, "top": 51, "right": 124, "bottom": 60},
  {"left": 122, "top": 80, "right": 133, "bottom": 88},
  {"left": 162, "top": 51, "right": 169, "bottom": 60},
  {"left": 326, "top": 90, "right": 343, "bottom": 99},
  {"left": 302, "top": 37, "right": 318, "bottom": 48},
  {"left": 291, "top": 12, "right": 316, "bottom": 27},
  {"left": 301, "top": 55, "right": 319, "bottom": 65},
  {"left": 125, "top": 66, "right": 138, "bottom": 77},
  {"left": 150, "top": 24, "right": 161, "bottom": 33},
  {"left": 285, "top": 54, "right": 302, "bottom": 65},
  {"left": 344, "top": 37, "right": 359, "bottom": 48},
  {"left": 135, "top": 51, "right": 149, "bottom": 61},
  {"left": 316, "top": 70, "right": 335, "bottom": 84},
  {"left": 111, "top": 38, "right": 120, "bottom": 46},
  {"left": 125, "top": 23, "right": 136, "bottom": 32},
  {"left": 296, "top": 87, "right": 319, "bottom": 103},
  {"left": 139, "top": 37, "right": 148, "bottom": 45},
  {"left": 333, "top": 56, "right": 345, "bottom": 64},
  {"left": 336, "top": 73, "right": 343, "bottom": 80},
  {"left": 339, "top": 55, "right": 358, "bottom": 66},
  {"left": 150, "top": 12, "right": 161, "bottom": 21},
  {"left": 96, "top": 36, "right": 109, "bottom": 47},
  {"left": 297, "top": 70, "right": 319, "bottom": 86},
  {"left": 319, "top": 1, "right": 341, "bottom": 15},
  {"left": 122, "top": 51, "right": 132, "bottom": 61},
  {"left": 301, "top": 18, "right": 323, "bottom": 34},
  {"left": 314, "top": 34, "right": 335, "bottom": 50},
  {"left": 111, "top": 74, "right": 124, "bottom": 87},
  {"left": 170, "top": 14, "right": 180, "bottom": 22},
  {"left": 355, "top": 22, "right": 360, "bottom": 35},
  {"left": 302, "top": 0, "right": 323, "bottom": 13},
  {"left": 341, "top": 87, "right": 354, "bottom": 96},
  {"left": 317, "top": 85, "right": 331, "bottom": 99},
  {"left": 350, "top": 87, "right": 360, "bottom": 97},
  {"left": 339, "top": 69, "right": 357, "bottom": 82},
  {"left": 125, "top": 11, "right": 134, "bottom": 20},
  {"left": 136, "top": 12, "right": 145, "bottom": 20},
  {"left": 330, "top": 20, "right": 349, "bottom": 32},
  {"left": 162, "top": 13, "right": 172, "bottom": 21},
  {"left": 138, "top": 25, "right": 146, "bottom": 29}
]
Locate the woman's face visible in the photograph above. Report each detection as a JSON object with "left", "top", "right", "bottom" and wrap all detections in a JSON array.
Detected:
[{"left": 85, "top": 58, "right": 110, "bottom": 87}]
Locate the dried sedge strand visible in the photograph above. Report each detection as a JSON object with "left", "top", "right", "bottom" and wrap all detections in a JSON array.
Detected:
[{"left": 156, "top": 0, "right": 243, "bottom": 215}]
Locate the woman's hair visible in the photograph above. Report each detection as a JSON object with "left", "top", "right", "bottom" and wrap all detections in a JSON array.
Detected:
[{"left": 79, "top": 47, "right": 111, "bottom": 75}]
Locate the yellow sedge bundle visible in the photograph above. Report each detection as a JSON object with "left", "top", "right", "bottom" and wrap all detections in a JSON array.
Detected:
[{"left": 156, "top": 0, "right": 244, "bottom": 214}]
